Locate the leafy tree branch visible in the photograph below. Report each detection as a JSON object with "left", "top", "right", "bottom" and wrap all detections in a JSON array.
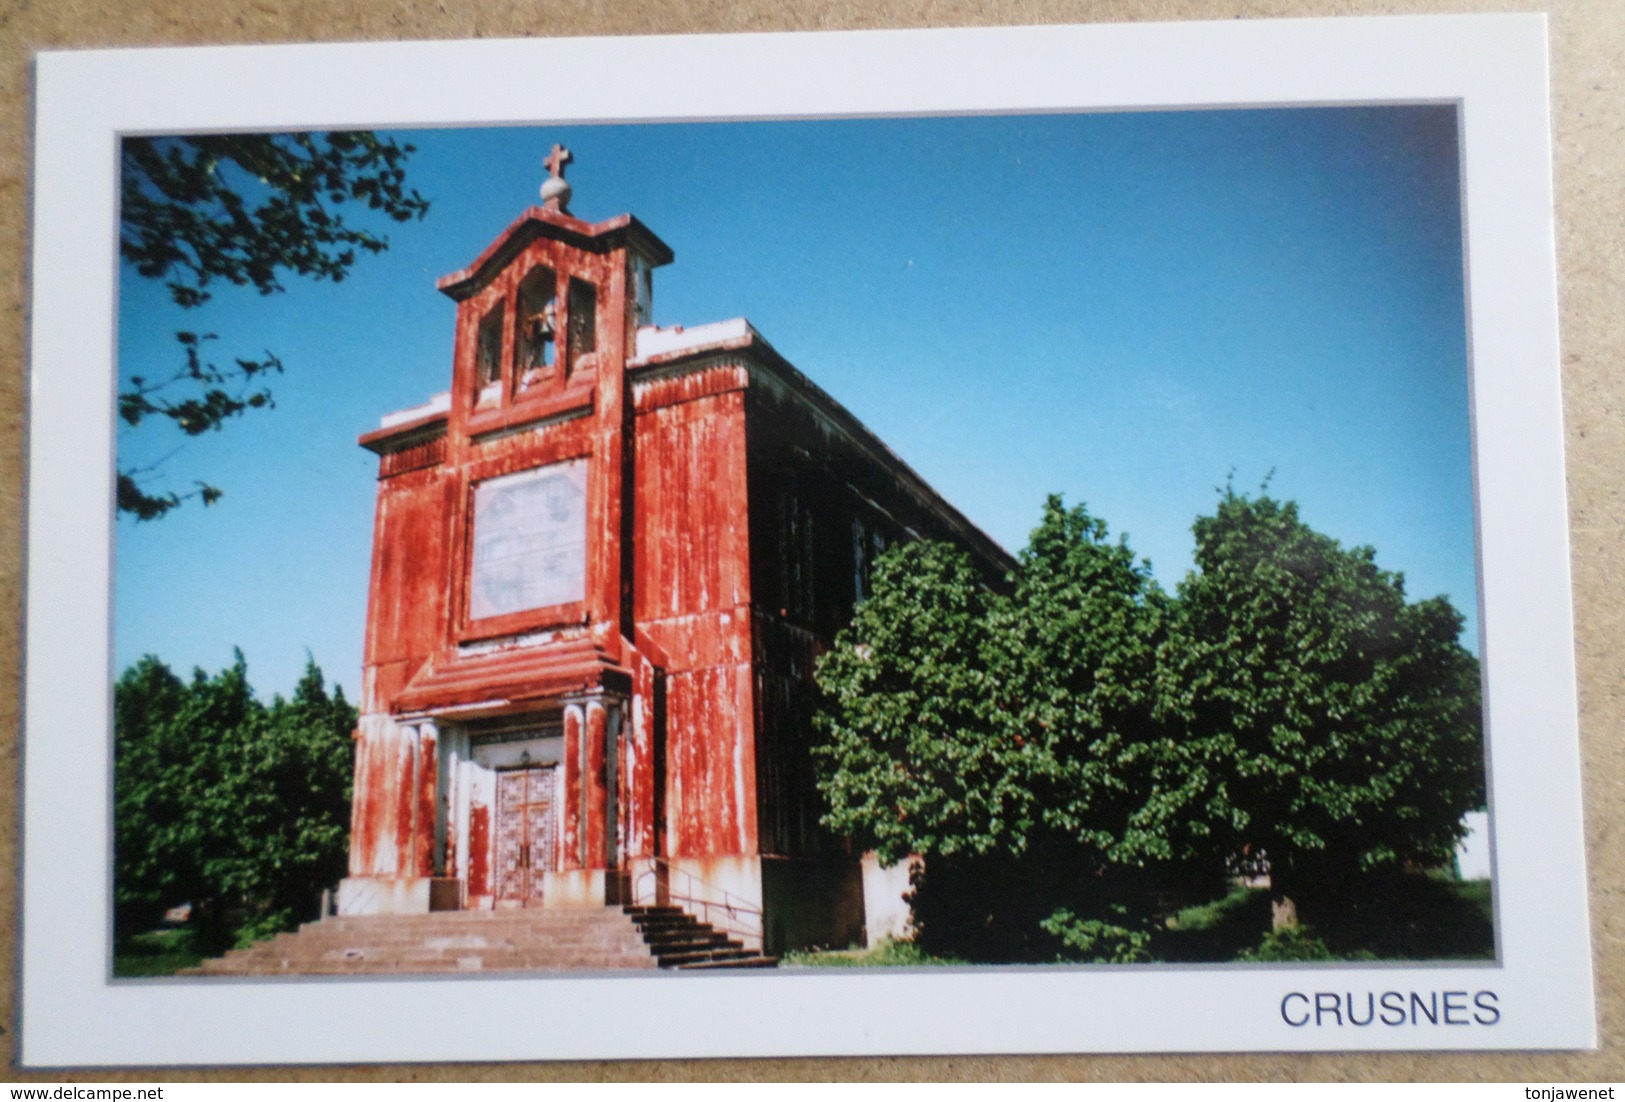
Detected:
[{"left": 118, "top": 132, "right": 429, "bottom": 520}]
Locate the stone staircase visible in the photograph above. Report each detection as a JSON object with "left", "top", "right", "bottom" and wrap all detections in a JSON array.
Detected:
[
  {"left": 623, "top": 905, "right": 777, "bottom": 969},
  {"left": 186, "top": 905, "right": 776, "bottom": 977}
]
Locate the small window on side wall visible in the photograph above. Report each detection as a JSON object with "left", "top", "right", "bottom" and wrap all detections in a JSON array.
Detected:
[
  {"left": 515, "top": 266, "right": 558, "bottom": 393},
  {"left": 567, "top": 278, "right": 597, "bottom": 375}
]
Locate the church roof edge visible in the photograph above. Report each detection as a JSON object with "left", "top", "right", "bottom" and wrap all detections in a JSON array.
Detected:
[
  {"left": 629, "top": 322, "right": 1018, "bottom": 577},
  {"left": 436, "top": 207, "right": 674, "bottom": 302}
]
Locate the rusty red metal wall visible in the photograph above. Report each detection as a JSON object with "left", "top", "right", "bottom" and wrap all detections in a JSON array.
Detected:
[
  {"left": 347, "top": 735, "right": 375, "bottom": 876},
  {"left": 361, "top": 467, "right": 452, "bottom": 714},
  {"left": 467, "top": 803, "right": 490, "bottom": 898},
  {"left": 662, "top": 665, "right": 758, "bottom": 856},
  {"left": 348, "top": 717, "right": 438, "bottom": 879},
  {"left": 415, "top": 725, "right": 438, "bottom": 878},
  {"left": 561, "top": 705, "right": 583, "bottom": 871},
  {"left": 631, "top": 370, "right": 753, "bottom": 627},
  {"left": 631, "top": 377, "right": 759, "bottom": 859},
  {"left": 583, "top": 703, "right": 608, "bottom": 868},
  {"left": 619, "top": 645, "right": 662, "bottom": 859}
]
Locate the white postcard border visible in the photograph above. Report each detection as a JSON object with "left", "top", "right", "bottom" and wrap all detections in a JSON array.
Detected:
[{"left": 23, "top": 14, "right": 1591, "bottom": 1065}]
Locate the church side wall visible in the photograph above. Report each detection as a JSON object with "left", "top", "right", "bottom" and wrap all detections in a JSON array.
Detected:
[
  {"left": 740, "top": 372, "right": 1018, "bottom": 949},
  {"left": 630, "top": 370, "right": 759, "bottom": 864},
  {"left": 742, "top": 385, "right": 899, "bottom": 863},
  {"left": 360, "top": 461, "right": 453, "bottom": 714}
]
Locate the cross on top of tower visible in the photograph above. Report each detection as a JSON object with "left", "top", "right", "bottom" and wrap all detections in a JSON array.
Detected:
[
  {"left": 544, "top": 143, "right": 572, "bottom": 179},
  {"left": 540, "top": 144, "right": 574, "bottom": 214}
]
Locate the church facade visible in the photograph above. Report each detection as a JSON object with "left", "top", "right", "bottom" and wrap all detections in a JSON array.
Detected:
[{"left": 337, "top": 149, "right": 1014, "bottom": 954}]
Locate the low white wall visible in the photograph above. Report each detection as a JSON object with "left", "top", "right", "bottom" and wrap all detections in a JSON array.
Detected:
[
  {"left": 543, "top": 869, "right": 606, "bottom": 908},
  {"left": 1456, "top": 810, "right": 1492, "bottom": 880},
  {"left": 861, "top": 853, "right": 918, "bottom": 947},
  {"left": 663, "top": 855, "right": 765, "bottom": 950},
  {"left": 336, "top": 875, "right": 430, "bottom": 915}
]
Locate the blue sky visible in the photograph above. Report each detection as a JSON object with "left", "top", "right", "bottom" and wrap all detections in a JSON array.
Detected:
[{"left": 115, "top": 106, "right": 1475, "bottom": 699}]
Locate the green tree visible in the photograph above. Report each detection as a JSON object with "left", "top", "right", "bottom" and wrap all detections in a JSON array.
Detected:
[
  {"left": 119, "top": 132, "right": 429, "bottom": 519},
  {"left": 114, "top": 652, "right": 356, "bottom": 947},
  {"left": 113, "top": 655, "right": 212, "bottom": 936},
  {"left": 995, "top": 497, "right": 1171, "bottom": 862},
  {"left": 812, "top": 539, "right": 1050, "bottom": 960},
  {"left": 994, "top": 498, "right": 1219, "bottom": 960},
  {"left": 813, "top": 540, "right": 1016, "bottom": 867},
  {"left": 211, "top": 658, "right": 357, "bottom": 941},
  {"left": 813, "top": 500, "right": 1195, "bottom": 961},
  {"left": 1162, "top": 488, "right": 1484, "bottom": 928}
]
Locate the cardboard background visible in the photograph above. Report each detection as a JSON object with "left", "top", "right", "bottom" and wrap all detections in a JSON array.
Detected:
[{"left": 2, "top": 0, "right": 1618, "bottom": 1082}]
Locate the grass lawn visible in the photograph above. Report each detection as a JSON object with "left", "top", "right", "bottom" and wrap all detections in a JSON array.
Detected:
[
  {"left": 1157, "top": 875, "right": 1494, "bottom": 963},
  {"left": 1153, "top": 885, "right": 1277, "bottom": 962},
  {"left": 1310, "top": 874, "right": 1494, "bottom": 961},
  {"left": 780, "top": 937, "right": 966, "bottom": 968},
  {"left": 113, "top": 927, "right": 208, "bottom": 978}
]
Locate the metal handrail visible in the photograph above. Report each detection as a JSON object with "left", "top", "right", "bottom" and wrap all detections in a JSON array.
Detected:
[{"left": 632, "top": 857, "right": 764, "bottom": 944}]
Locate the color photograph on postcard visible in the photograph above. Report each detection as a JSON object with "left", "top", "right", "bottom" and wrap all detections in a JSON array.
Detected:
[
  {"left": 111, "top": 108, "right": 1489, "bottom": 979},
  {"left": 25, "top": 19, "right": 1589, "bottom": 1065}
]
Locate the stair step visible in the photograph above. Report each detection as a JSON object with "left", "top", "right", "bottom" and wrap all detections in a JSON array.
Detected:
[
  {"left": 187, "top": 903, "right": 781, "bottom": 976},
  {"left": 647, "top": 942, "right": 738, "bottom": 958},
  {"left": 639, "top": 928, "right": 735, "bottom": 945},
  {"left": 655, "top": 947, "right": 756, "bottom": 966},
  {"left": 279, "top": 936, "right": 623, "bottom": 949},
  {"left": 620, "top": 904, "right": 776, "bottom": 971},
  {"left": 676, "top": 956, "right": 780, "bottom": 969},
  {"left": 188, "top": 907, "right": 665, "bottom": 977},
  {"left": 627, "top": 916, "right": 701, "bottom": 932}
]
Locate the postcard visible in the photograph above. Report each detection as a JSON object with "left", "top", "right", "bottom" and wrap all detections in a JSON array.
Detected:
[{"left": 22, "top": 14, "right": 1591, "bottom": 1065}]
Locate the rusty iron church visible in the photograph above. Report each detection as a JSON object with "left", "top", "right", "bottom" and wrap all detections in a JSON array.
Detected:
[{"left": 338, "top": 148, "right": 1013, "bottom": 955}]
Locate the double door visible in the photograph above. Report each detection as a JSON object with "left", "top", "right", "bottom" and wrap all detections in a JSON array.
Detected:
[{"left": 494, "top": 765, "right": 557, "bottom": 906}]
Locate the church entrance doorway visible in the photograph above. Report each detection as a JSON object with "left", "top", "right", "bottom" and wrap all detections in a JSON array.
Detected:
[{"left": 494, "top": 764, "right": 558, "bottom": 906}]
